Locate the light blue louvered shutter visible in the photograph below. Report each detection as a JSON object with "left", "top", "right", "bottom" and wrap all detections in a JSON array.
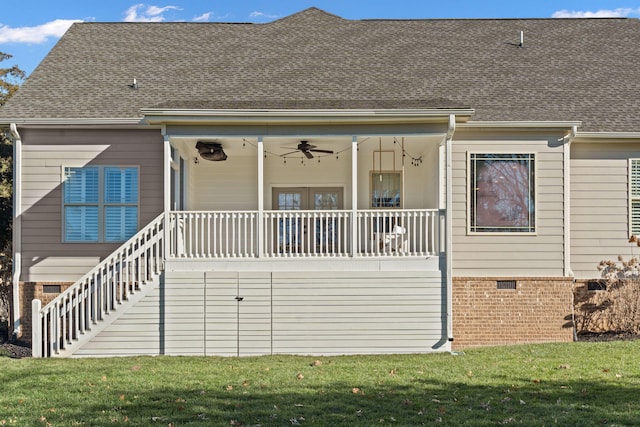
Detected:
[
  {"left": 630, "top": 160, "right": 640, "bottom": 235},
  {"left": 105, "top": 206, "right": 138, "bottom": 242},
  {"left": 104, "top": 167, "right": 139, "bottom": 242},
  {"left": 64, "top": 167, "right": 99, "bottom": 242}
]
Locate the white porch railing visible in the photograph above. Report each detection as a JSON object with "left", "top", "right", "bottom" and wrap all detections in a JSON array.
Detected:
[
  {"left": 263, "top": 210, "right": 352, "bottom": 257},
  {"left": 357, "top": 209, "right": 442, "bottom": 257},
  {"left": 32, "top": 214, "right": 165, "bottom": 358},
  {"left": 169, "top": 209, "right": 442, "bottom": 258},
  {"left": 170, "top": 211, "right": 259, "bottom": 258}
]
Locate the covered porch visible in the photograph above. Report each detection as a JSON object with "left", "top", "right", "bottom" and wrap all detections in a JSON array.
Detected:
[{"left": 155, "top": 109, "right": 466, "bottom": 262}]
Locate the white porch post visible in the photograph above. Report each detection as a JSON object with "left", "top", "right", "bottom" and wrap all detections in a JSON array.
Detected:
[
  {"left": 31, "top": 299, "right": 41, "bottom": 357},
  {"left": 10, "top": 124, "right": 22, "bottom": 338},
  {"left": 163, "top": 128, "right": 171, "bottom": 260},
  {"left": 351, "top": 136, "right": 358, "bottom": 257},
  {"left": 445, "top": 115, "right": 455, "bottom": 343},
  {"left": 257, "top": 137, "right": 264, "bottom": 258}
]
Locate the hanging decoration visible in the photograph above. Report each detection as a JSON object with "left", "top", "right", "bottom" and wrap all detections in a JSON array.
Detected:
[{"left": 208, "top": 137, "right": 423, "bottom": 166}]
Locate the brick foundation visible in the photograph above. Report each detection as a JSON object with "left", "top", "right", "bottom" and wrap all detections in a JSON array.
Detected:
[
  {"left": 18, "top": 282, "right": 73, "bottom": 341},
  {"left": 452, "top": 277, "right": 575, "bottom": 350}
]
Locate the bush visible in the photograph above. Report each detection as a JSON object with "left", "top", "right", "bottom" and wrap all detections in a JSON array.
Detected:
[{"left": 575, "top": 237, "right": 640, "bottom": 334}]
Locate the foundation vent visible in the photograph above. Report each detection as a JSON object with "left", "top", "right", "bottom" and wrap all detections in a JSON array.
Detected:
[
  {"left": 496, "top": 280, "right": 517, "bottom": 290},
  {"left": 42, "top": 285, "right": 62, "bottom": 294},
  {"left": 587, "top": 281, "right": 607, "bottom": 291}
]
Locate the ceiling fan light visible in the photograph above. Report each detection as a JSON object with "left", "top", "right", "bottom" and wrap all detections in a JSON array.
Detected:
[{"left": 196, "top": 141, "right": 227, "bottom": 161}]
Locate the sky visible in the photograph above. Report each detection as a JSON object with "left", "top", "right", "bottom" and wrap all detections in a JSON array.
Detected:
[{"left": 2, "top": 1, "right": 640, "bottom": 77}]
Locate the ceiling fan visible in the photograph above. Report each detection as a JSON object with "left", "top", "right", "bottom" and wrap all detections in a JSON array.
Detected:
[{"left": 281, "top": 141, "right": 334, "bottom": 159}]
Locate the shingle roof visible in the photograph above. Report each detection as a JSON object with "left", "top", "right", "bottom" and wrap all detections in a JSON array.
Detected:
[{"left": 2, "top": 7, "right": 640, "bottom": 132}]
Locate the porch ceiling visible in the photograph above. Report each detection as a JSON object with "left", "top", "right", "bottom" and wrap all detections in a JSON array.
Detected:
[{"left": 171, "top": 134, "right": 446, "bottom": 159}]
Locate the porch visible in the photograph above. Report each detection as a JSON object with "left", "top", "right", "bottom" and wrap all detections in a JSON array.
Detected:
[{"left": 165, "top": 123, "right": 453, "bottom": 263}]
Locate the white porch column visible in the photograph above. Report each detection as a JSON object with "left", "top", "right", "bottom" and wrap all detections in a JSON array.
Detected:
[
  {"left": 31, "top": 299, "right": 41, "bottom": 357},
  {"left": 163, "top": 128, "right": 171, "bottom": 259},
  {"left": 445, "top": 115, "right": 455, "bottom": 343},
  {"left": 351, "top": 136, "right": 358, "bottom": 257},
  {"left": 10, "top": 123, "right": 22, "bottom": 338},
  {"left": 257, "top": 137, "right": 264, "bottom": 258}
]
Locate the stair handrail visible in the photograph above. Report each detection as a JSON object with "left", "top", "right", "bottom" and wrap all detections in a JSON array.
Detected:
[{"left": 32, "top": 213, "right": 165, "bottom": 357}]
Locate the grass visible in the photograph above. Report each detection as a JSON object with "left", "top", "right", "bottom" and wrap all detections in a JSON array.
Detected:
[{"left": 1, "top": 342, "right": 639, "bottom": 426}]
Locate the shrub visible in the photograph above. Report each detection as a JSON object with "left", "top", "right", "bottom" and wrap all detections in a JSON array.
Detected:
[{"left": 575, "top": 237, "right": 640, "bottom": 335}]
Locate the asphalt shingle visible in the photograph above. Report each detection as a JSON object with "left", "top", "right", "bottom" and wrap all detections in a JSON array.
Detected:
[{"left": 2, "top": 7, "right": 640, "bottom": 132}]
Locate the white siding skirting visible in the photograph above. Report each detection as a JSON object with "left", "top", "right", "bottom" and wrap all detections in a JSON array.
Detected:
[{"left": 73, "top": 269, "right": 447, "bottom": 357}]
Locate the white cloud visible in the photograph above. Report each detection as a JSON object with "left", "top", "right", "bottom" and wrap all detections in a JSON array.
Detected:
[
  {"left": 552, "top": 8, "right": 640, "bottom": 18},
  {"left": 0, "top": 19, "right": 82, "bottom": 44},
  {"left": 193, "top": 12, "right": 212, "bottom": 22},
  {"left": 249, "top": 11, "right": 279, "bottom": 20},
  {"left": 123, "top": 4, "right": 182, "bottom": 22}
]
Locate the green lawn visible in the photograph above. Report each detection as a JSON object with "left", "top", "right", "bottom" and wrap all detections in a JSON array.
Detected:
[{"left": 1, "top": 341, "right": 639, "bottom": 426}]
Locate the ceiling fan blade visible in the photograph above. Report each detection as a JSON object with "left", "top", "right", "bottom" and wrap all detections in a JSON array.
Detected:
[
  {"left": 280, "top": 150, "right": 299, "bottom": 157},
  {"left": 303, "top": 151, "right": 314, "bottom": 159},
  {"left": 309, "top": 149, "right": 334, "bottom": 154}
]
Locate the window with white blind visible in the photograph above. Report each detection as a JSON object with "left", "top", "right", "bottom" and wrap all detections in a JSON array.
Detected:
[
  {"left": 630, "top": 159, "right": 640, "bottom": 236},
  {"left": 63, "top": 166, "right": 139, "bottom": 242}
]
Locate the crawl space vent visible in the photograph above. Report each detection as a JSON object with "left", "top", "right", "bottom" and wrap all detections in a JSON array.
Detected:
[{"left": 496, "top": 280, "right": 517, "bottom": 290}]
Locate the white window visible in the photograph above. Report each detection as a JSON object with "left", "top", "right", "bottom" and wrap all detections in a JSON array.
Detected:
[
  {"left": 469, "top": 153, "right": 535, "bottom": 233},
  {"left": 629, "top": 159, "right": 640, "bottom": 235},
  {"left": 370, "top": 171, "right": 402, "bottom": 208},
  {"left": 63, "top": 166, "right": 139, "bottom": 242}
]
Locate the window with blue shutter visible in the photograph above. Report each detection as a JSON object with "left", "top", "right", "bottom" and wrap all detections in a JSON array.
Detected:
[{"left": 63, "top": 166, "right": 139, "bottom": 242}]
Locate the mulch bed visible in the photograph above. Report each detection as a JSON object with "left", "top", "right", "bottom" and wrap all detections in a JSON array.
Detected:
[
  {"left": 576, "top": 331, "right": 640, "bottom": 342},
  {"left": 0, "top": 334, "right": 31, "bottom": 359}
]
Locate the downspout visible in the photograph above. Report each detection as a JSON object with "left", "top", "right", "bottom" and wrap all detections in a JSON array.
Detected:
[
  {"left": 564, "top": 126, "right": 577, "bottom": 278},
  {"left": 10, "top": 123, "right": 22, "bottom": 339},
  {"left": 445, "top": 115, "right": 456, "bottom": 344},
  {"left": 564, "top": 126, "right": 577, "bottom": 341}
]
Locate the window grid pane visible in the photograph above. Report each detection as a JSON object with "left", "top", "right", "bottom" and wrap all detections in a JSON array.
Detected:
[
  {"left": 64, "top": 167, "right": 99, "bottom": 204},
  {"left": 105, "top": 167, "right": 138, "bottom": 204},
  {"left": 371, "top": 172, "right": 401, "bottom": 208},
  {"left": 65, "top": 206, "right": 99, "bottom": 242},
  {"left": 105, "top": 206, "right": 138, "bottom": 242}
]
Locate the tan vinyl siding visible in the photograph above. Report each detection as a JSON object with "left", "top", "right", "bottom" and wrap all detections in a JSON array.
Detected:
[
  {"left": 570, "top": 142, "right": 640, "bottom": 279},
  {"left": 190, "top": 156, "right": 258, "bottom": 211},
  {"left": 451, "top": 131, "right": 567, "bottom": 277},
  {"left": 20, "top": 128, "right": 163, "bottom": 283}
]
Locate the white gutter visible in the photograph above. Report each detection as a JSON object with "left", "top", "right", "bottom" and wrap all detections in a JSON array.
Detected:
[
  {"left": 459, "top": 120, "right": 582, "bottom": 130},
  {"left": 141, "top": 108, "right": 475, "bottom": 126},
  {"left": 2, "top": 118, "right": 146, "bottom": 126},
  {"left": 9, "top": 123, "right": 21, "bottom": 338},
  {"left": 572, "top": 131, "right": 640, "bottom": 142},
  {"left": 564, "top": 126, "right": 577, "bottom": 278},
  {"left": 445, "top": 114, "right": 456, "bottom": 344}
]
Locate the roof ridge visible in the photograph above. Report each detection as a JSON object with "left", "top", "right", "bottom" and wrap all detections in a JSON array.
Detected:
[{"left": 269, "top": 7, "right": 345, "bottom": 24}]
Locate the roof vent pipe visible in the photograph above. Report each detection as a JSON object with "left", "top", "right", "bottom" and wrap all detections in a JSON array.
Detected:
[{"left": 519, "top": 31, "right": 524, "bottom": 48}]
